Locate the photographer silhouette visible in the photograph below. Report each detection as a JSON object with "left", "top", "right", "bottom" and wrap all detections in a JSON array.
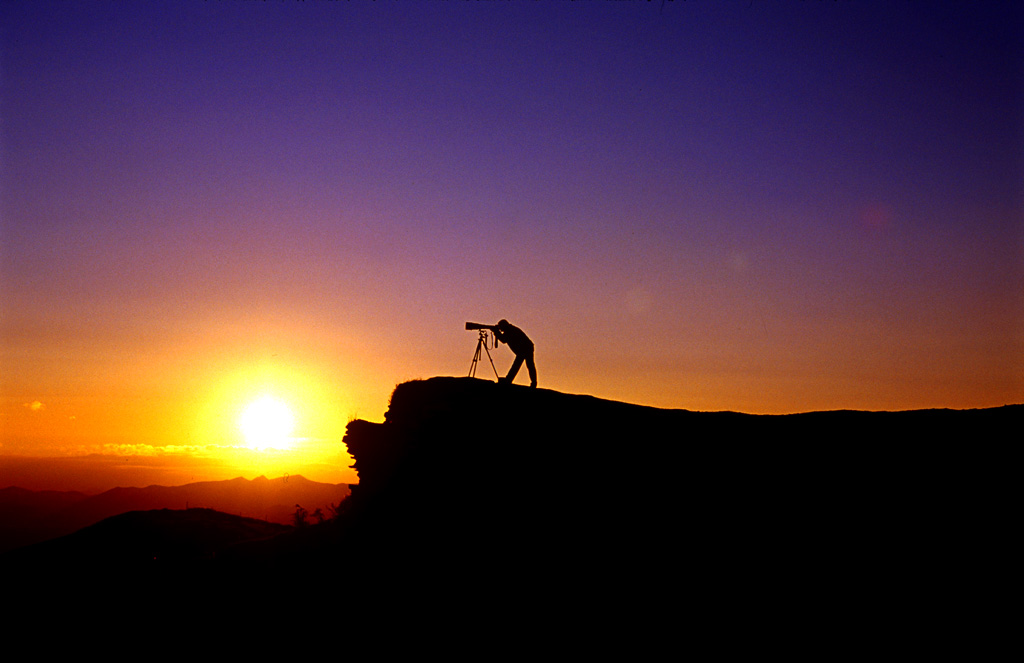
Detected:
[{"left": 493, "top": 319, "right": 537, "bottom": 388}]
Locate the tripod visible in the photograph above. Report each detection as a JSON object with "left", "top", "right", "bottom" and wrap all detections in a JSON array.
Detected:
[{"left": 469, "top": 329, "right": 500, "bottom": 380}]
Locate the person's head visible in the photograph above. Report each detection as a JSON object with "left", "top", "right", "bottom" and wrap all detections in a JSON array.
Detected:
[{"left": 497, "top": 319, "right": 510, "bottom": 329}]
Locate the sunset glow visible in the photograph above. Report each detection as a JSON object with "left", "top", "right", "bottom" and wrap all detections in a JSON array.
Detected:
[{"left": 1, "top": 1, "right": 1020, "bottom": 494}]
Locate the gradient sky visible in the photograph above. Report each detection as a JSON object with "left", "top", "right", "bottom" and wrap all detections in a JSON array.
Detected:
[{"left": 2, "top": 1, "right": 1021, "bottom": 489}]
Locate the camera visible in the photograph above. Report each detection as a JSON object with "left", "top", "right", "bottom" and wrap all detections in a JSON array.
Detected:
[{"left": 465, "top": 322, "right": 495, "bottom": 331}]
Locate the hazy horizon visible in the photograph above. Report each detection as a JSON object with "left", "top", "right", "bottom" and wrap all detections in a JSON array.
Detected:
[{"left": 2, "top": 1, "right": 1021, "bottom": 491}]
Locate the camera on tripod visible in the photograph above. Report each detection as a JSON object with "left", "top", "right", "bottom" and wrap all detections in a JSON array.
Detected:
[{"left": 465, "top": 322, "right": 499, "bottom": 379}]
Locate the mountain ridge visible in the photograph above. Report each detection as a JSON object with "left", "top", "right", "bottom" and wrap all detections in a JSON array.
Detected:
[
  {"left": 2, "top": 507, "right": 292, "bottom": 563},
  {"left": 0, "top": 474, "right": 348, "bottom": 553}
]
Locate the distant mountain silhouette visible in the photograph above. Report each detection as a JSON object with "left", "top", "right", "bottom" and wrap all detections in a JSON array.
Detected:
[
  {"left": 0, "top": 475, "right": 348, "bottom": 553},
  {"left": 2, "top": 508, "right": 290, "bottom": 563},
  {"left": 0, "top": 487, "right": 90, "bottom": 553}
]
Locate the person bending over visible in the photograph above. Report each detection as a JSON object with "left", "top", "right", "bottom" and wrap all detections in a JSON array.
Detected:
[{"left": 493, "top": 319, "right": 537, "bottom": 388}]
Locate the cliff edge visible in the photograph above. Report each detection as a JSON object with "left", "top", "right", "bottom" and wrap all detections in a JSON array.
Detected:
[{"left": 324, "top": 377, "right": 1013, "bottom": 590}]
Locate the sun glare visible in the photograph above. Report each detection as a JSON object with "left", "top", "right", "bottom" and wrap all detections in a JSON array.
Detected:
[
  {"left": 239, "top": 395, "right": 295, "bottom": 450},
  {"left": 193, "top": 364, "right": 356, "bottom": 481}
]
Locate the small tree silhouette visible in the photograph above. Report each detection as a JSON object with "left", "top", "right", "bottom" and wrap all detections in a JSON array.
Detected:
[
  {"left": 312, "top": 507, "right": 325, "bottom": 524},
  {"left": 293, "top": 504, "right": 309, "bottom": 528}
]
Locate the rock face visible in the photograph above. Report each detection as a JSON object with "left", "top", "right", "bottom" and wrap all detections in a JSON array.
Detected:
[
  {"left": 342, "top": 378, "right": 697, "bottom": 569},
  {"left": 337, "top": 377, "right": 1016, "bottom": 588}
]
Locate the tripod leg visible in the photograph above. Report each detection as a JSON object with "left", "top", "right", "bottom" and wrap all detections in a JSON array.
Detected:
[
  {"left": 483, "top": 343, "right": 500, "bottom": 380},
  {"left": 469, "top": 339, "right": 484, "bottom": 377}
]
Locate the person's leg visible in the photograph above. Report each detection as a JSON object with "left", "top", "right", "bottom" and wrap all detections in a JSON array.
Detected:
[
  {"left": 504, "top": 355, "right": 524, "bottom": 383},
  {"left": 526, "top": 353, "right": 537, "bottom": 387}
]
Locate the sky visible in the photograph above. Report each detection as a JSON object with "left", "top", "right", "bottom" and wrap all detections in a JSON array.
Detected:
[{"left": 2, "top": 0, "right": 1021, "bottom": 491}]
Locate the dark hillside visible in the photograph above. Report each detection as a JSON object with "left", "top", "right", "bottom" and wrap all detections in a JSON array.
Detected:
[
  {"left": 55, "top": 474, "right": 347, "bottom": 529},
  {"left": 0, "top": 475, "right": 347, "bottom": 553},
  {"left": 3, "top": 508, "right": 290, "bottom": 563},
  {"left": 0, "top": 488, "right": 89, "bottom": 553}
]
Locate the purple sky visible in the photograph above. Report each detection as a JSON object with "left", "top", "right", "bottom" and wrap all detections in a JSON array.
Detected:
[{"left": 2, "top": 1, "right": 1021, "bottom": 471}]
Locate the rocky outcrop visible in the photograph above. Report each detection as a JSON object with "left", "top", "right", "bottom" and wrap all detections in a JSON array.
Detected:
[{"left": 336, "top": 377, "right": 1016, "bottom": 588}]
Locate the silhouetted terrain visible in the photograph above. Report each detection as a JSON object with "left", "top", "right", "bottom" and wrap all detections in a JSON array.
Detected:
[
  {"left": 224, "top": 377, "right": 1017, "bottom": 599},
  {"left": 0, "top": 487, "right": 90, "bottom": 553},
  {"left": 0, "top": 475, "right": 348, "bottom": 553},
  {"left": 2, "top": 508, "right": 290, "bottom": 563},
  {"left": 6, "top": 377, "right": 1015, "bottom": 595}
]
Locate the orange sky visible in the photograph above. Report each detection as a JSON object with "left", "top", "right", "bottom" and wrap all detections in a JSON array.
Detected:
[{"left": 2, "top": 2, "right": 1021, "bottom": 492}]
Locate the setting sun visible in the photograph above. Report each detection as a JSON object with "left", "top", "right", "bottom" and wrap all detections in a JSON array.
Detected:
[{"left": 239, "top": 395, "right": 296, "bottom": 450}]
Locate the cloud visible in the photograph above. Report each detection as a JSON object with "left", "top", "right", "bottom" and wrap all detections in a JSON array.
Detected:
[{"left": 98, "top": 443, "right": 222, "bottom": 458}]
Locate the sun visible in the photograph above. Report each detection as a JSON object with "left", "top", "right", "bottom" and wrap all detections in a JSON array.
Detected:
[{"left": 239, "top": 395, "right": 296, "bottom": 450}]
